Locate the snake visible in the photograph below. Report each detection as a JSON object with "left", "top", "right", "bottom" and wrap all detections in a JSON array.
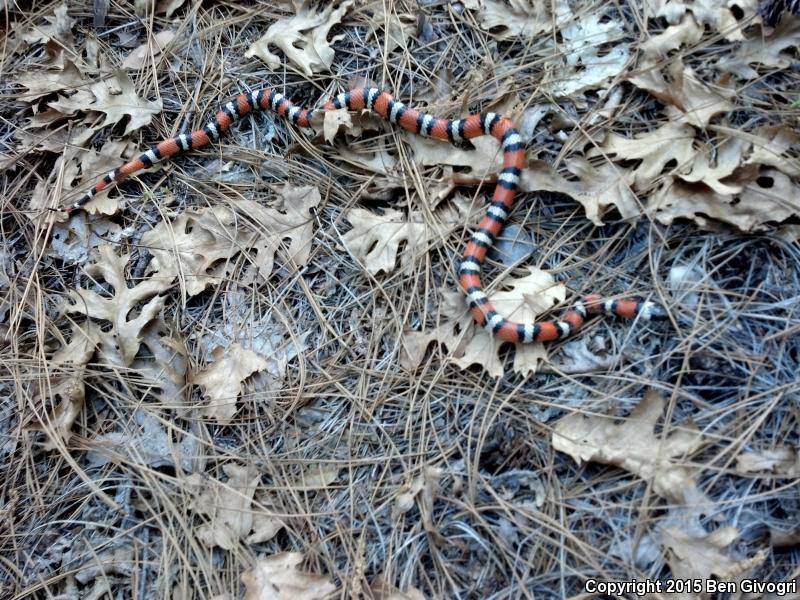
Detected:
[{"left": 61, "top": 87, "right": 666, "bottom": 343}]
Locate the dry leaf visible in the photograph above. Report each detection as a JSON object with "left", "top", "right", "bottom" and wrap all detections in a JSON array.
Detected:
[
  {"left": 52, "top": 323, "right": 101, "bottom": 367},
  {"left": 770, "top": 527, "right": 800, "bottom": 549},
  {"left": 245, "top": 0, "right": 354, "bottom": 76},
  {"left": 544, "top": 5, "right": 631, "bottom": 96},
  {"left": 337, "top": 147, "right": 403, "bottom": 199},
  {"left": 341, "top": 201, "right": 470, "bottom": 275},
  {"left": 233, "top": 186, "right": 321, "bottom": 277},
  {"left": 18, "top": 60, "right": 88, "bottom": 101},
  {"left": 70, "top": 544, "right": 135, "bottom": 585},
  {"left": 678, "top": 136, "right": 753, "bottom": 195},
  {"left": 24, "top": 323, "right": 103, "bottom": 449},
  {"left": 89, "top": 70, "right": 162, "bottom": 134},
  {"left": 340, "top": 208, "right": 436, "bottom": 275},
  {"left": 26, "top": 147, "right": 80, "bottom": 214},
  {"left": 650, "top": 168, "right": 800, "bottom": 231},
  {"left": 405, "top": 279, "right": 540, "bottom": 377},
  {"left": 25, "top": 376, "right": 85, "bottom": 451},
  {"left": 30, "top": 140, "right": 136, "bottom": 217},
  {"left": 156, "top": 0, "right": 187, "bottom": 17},
  {"left": 545, "top": 336, "right": 619, "bottom": 373},
  {"left": 185, "top": 464, "right": 261, "bottom": 549},
  {"left": 736, "top": 446, "right": 800, "bottom": 478},
  {"left": 399, "top": 325, "right": 460, "bottom": 370},
  {"left": 404, "top": 119, "right": 523, "bottom": 205},
  {"left": 663, "top": 527, "right": 768, "bottom": 599},
  {"left": 322, "top": 107, "right": 353, "bottom": 143},
  {"left": 292, "top": 463, "right": 341, "bottom": 490},
  {"left": 141, "top": 205, "right": 253, "bottom": 297},
  {"left": 66, "top": 245, "right": 172, "bottom": 366},
  {"left": 410, "top": 130, "right": 640, "bottom": 225},
  {"left": 48, "top": 214, "right": 123, "bottom": 263},
  {"left": 553, "top": 390, "right": 703, "bottom": 502},
  {"left": 399, "top": 288, "right": 470, "bottom": 370},
  {"left": 191, "top": 344, "right": 269, "bottom": 423},
  {"left": 521, "top": 158, "right": 640, "bottom": 225},
  {"left": 717, "top": 15, "right": 800, "bottom": 78},
  {"left": 644, "top": 0, "right": 759, "bottom": 41},
  {"left": 464, "top": 0, "right": 562, "bottom": 39},
  {"left": 21, "top": 67, "right": 161, "bottom": 136},
  {"left": 588, "top": 121, "right": 697, "bottom": 190},
  {"left": 246, "top": 492, "right": 286, "bottom": 544},
  {"left": 87, "top": 409, "right": 198, "bottom": 472},
  {"left": 142, "top": 186, "right": 320, "bottom": 295},
  {"left": 130, "top": 317, "right": 187, "bottom": 403},
  {"left": 393, "top": 466, "right": 443, "bottom": 538},
  {"left": 16, "top": 116, "right": 95, "bottom": 156},
  {"left": 641, "top": 14, "right": 704, "bottom": 56},
  {"left": 628, "top": 59, "right": 735, "bottom": 127},
  {"left": 194, "top": 290, "right": 302, "bottom": 395},
  {"left": 21, "top": 2, "right": 75, "bottom": 46},
  {"left": 406, "top": 133, "right": 504, "bottom": 180},
  {"left": 366, "top": 4, "right": 415, "bottom": 54},
  {"left": 241, "top": 553, "right": 337, "bottom": 600},
  {"left": 743, "top": 124, "right": 800, "bottom": 178},
  {"left": 122, "top": 30, "right": 177, "bottom": 69}
]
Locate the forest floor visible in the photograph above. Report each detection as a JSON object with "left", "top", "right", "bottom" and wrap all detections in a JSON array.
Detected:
[{"left": 1, "top": 0, "right": 799, "bottom": 598}]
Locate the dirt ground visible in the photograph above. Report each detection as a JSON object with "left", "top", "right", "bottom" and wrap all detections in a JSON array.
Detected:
[{"left": 1, "top": 1, "right": 799, "bottom": 598}]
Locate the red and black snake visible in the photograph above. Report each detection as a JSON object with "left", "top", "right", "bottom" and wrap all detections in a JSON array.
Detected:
[{"left": 61, "top": 87, "right": 666, "bottom": 343}]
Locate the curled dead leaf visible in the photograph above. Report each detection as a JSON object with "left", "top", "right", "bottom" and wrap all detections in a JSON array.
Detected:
[
  {"left": 247, "top": 492, "right": 286, "bottom": 544},
  {"left": 245, "top": 0, "right": 354, "bottom": 76},
  {"left": 544, "top": 5, "right": 631, "bottom": 96},
  {"left": 341, "top": 200, "right": 473, "bottom": 275},
  {"left": 190, "top": 344, "right": 269, "bottom": 424},
  {"left": 66, "top": 245, "right": 172, "bottom": 366},
  {"left": 553, "top": 390, "right": 704, "bottom": 502},
  {"left": 322, "top": 108, "right": 353, "bottom": 143},
  {"left": 650, "top": 168, "right": 800, "bottom": 231},
  {"left": 521, "top": 158, "right": 640, "bottom": 225},
  {"left": 463, "top": 0, "right": 560, "bottom": 39},
  {"left": 87, "top": 409, "right": 199, "bottom": 472},
  {"left": 90, "top": 70, "right": 162, "bottom": 135},
  {"left": 30, "top": 140, "right": 137, "bottom": 217},
  {"left": 393, "top": 466, "right": 443, "bottom": 540},
  {"left": 25, "top": 376, "right": 85, "bottom": 451},
  {"left": 122, "top": 30, "right": 177, "bottom": 69},
  {"left": 185, "top": 463, "right": 261, "bottom": 549},
  {"left": 292, "top": 463, "right": 341, "bottom": 490},
  {"left": 718, "top": 16, "right": 800, "bottom": 78},
  {"left": 742, "top": 124, "right": 800, "bottom": 178},
  {"left": 365, "top": 4, "right": 415, "bottom": 54},
  {"left": 644, "top": 0, "right": 759, "bottom": 41},
  {"left": 588, "top": 121, "right": 697, "bottom": 191},
  {"left": 17, "top": 60, "right": 87, "bottom": 101},
  {"left": 369, "top": 579, "right": 426, "bottom": 600},
  {"left": 21, "top": 3, "right": 75, "bottom": 46},
  {"left": 141, "top": 186, "right": 320, "bottom": 295},
  {"left": 628, "top": 59, "right": 735, "bottom": 128},
  {"left": 241, "top": 552, "right": 336, "bottom": 600},
  {"left": 641, "top": 14, "right": 704, "bottom": 57},
  {"left": 663, "top": 526, "right": 768, "bottom": 598}
]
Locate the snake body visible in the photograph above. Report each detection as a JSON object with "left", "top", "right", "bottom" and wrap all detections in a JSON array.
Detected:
[{"left": 64, "top": 87, "right": 665, "bottom": 343}]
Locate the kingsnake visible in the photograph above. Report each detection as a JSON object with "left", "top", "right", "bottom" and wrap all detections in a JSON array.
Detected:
[{"left": 61, "top": 87, "right": 666, "bottom": 343}]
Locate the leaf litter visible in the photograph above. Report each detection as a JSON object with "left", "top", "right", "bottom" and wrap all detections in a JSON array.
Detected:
[{"left": 4, "top": 0, "right": 800, "bottom": 598}]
